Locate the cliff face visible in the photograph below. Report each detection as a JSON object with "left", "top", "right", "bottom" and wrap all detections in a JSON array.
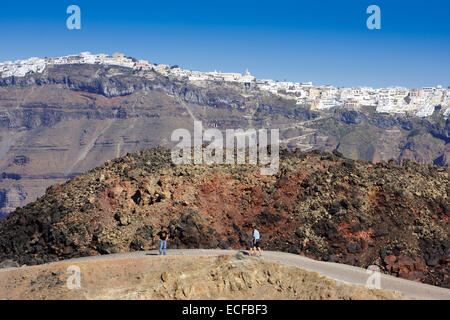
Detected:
[
  {"left": 0, "top": 64, "right": 448, "bottom": 217},
  {"left": 0, "top": 147, "right": 448, "bottom": 288}
]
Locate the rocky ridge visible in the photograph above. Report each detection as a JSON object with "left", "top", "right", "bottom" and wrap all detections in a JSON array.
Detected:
[
  {"left": 0, "top": 147, "right": 448, "bottom": 287},
  {"left": 0, "top": 253, "right": 405, "bottom": 300},
  {"left": 0, "top": 63, "right": 449, "bottom": 218}
]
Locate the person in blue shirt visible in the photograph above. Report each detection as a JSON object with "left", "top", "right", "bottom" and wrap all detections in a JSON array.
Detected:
[{"left": 249, "top": 223, "right": 262, "bottom": 257}]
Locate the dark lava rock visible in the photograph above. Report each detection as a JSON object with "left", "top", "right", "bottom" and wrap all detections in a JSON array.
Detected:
[{"left": 0, "top": 146, "right": 448, "bottom": 288}]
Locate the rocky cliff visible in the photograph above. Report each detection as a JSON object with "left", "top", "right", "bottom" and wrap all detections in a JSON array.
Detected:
[
  {"left": 0, "top": 147, "right": 448, "bottom": 287},
  {"left": 0, "top": 63, "right": 448, "bottom": 218}
]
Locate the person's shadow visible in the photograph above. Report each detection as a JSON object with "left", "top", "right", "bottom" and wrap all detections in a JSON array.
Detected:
[{"left": 145, "top": 253, "right": 158, "bottom": 256}]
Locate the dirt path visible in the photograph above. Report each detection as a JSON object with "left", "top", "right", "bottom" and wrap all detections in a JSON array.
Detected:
[{"left": 5, "top": 249, "right": 448, "bottom": 300}]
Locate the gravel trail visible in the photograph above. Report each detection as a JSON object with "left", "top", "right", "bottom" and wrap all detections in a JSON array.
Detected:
[{"left": 2, "top": 249, "right": 449, "bottom": 300}]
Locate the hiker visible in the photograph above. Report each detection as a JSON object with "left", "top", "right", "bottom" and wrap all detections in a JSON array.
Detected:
[
  {"left": 249, "top": 223, "right": 262, "bottom": 257},
  {"left": 157, "top": 226, "right": 169, "bottom": 255}
]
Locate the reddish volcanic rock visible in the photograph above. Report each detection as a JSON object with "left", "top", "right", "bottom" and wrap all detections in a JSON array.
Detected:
[
  {"left": 384, "top": 255, "right": 397, "bottom": 271},
  {"left": 0, "top": 147, "right": 448, "bottom": 288},
  {"left": 384, "top": 254, "right": 427, "bottom": 282}
]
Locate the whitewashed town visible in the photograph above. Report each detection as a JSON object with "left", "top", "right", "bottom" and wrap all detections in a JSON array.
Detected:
[{"left": 1, "top": 52, "right": 449, "bottom": 118}]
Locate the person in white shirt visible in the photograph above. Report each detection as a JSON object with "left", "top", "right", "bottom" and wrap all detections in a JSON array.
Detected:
[{"left": 249, "top": 223, "right": 262, "bottom": 257}]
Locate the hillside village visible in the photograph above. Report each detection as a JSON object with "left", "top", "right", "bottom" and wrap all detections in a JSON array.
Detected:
[{"left": 1, "top": 52, "right": 449, "bottom": 118}]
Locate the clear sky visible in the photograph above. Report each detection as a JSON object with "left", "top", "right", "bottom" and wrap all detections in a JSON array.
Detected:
[{"left": 0, "top": 0, "right": 448, "bottom": 88}]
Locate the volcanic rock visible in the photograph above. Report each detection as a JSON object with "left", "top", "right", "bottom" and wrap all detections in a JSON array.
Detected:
[{"left": 0, "top": 147, "right": 448, "bottom": 288}]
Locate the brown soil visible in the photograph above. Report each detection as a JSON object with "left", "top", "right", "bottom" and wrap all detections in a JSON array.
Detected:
[{"left": 0, "top": 253, "right": 404, "bottom": 300}]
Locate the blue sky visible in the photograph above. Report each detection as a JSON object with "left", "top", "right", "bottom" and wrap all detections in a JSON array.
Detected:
[{"left": 0, "top": 0, "right": 448, "bottom": 88}]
